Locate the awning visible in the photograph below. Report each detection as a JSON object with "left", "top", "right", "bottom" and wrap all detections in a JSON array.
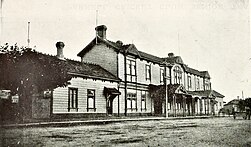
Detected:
[
  {"left": 149, "top": 84, "right": 189, "bottom": 102},
  {"left": 104, "top": 87, "right": 121, "bottom": 95},
  {"left": 149, "top": 84, "right": 188, "bottom": 96}
]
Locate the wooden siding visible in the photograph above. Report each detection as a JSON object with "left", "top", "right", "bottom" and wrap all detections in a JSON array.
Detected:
[
  {"left": 81, "top": 44, "right": 118, "bottom": 76},
  {"left": 118, "top": 53, "right": 125, "bottom": 81},
  {"left": 53, "top": 77, "right": 118, "bottom": 114},
  {"left": 118, "top": 86, "right": 154, "bottom": 114}
]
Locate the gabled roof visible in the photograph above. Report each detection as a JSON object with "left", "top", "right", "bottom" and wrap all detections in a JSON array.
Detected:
[
  {"left": 188, "top": 90, "right": 224, "bottom": 98},
  {"left": 163, "top": 56, "right": 210, "bottom": 78},
  {"left": 65, "top": 59, "right": 120, "bottom": 82},
  {"left": 149, "top": 84, "right": 188, "bottom": 96},
  {"left": 188, "top": 90, "right": 213, "bottom": 98},
  {"left": 162, "top": 56, "right": 184, "bottom": 64},
  {"left": 77, "top": 35, "right": 210, "bottom": 78},
  {"left": 212, "top": 90, "right": 225, "bottom": 98},
  {"left": 121, "top": 44, "right": 141, "bottom": 58},
  {"left": 200, "top": 71, "right": 211, "bottom": 78},
  {"left": 226, "top": 99, "right": 240, "bottom": 105},
  {"left": 31, "top": 51, "right": 120, "bottom": 82},
  {"left": 77, "top": 36, "right": 120, "bottom": 57},
  {"left": 138, "top": 51, "right": 163, "bottom": 63}
]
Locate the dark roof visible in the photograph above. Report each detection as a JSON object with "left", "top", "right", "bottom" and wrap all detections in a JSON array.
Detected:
[
  {"left": 77, "top": 37, "right": 120, "bottom": 57},
  {"left": 162, "top": 56, "right": 184, "bottom": 64},
  {"left": 184, "top": 65, "right": 201, "bottom": 76},
  {"left": 77, "top": 36, "right": 210, "bottom": 78},
  {"left": 65, "top": 59, "right": 120, "bottom": 82},
  {"left": 212, "top": 90, "right": 225, "bottom": 98},
  {"left": 149, "top": 84, "right": 188, "bottom": 96},
  {"left": 188, "top": 90, "right": 224, "bottom": 98},
  {"left": 226, "top": 99, "right": 240, "bottom": 105},
  {"left": 104, "top": 87, "right": 121, "bottom": 95},
  {"left": 32, "top": 51, "right": 120, "bottom": 82},
  {"left": 188, "top": 90, "right": 213, "bottom": 98},
  {"left": 163, "top": 56, "right": 210, "bottom": 78},
  {"left": 138, "top": 51, "right": 163, "bottom": 63}
]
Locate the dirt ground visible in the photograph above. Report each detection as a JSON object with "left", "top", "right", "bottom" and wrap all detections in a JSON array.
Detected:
[{"left": 0, "top": 117, "right": 250, "bottom": 146}]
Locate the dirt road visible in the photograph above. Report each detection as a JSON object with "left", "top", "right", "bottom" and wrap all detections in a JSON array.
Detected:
[{"left": 1, "top": 117, "right": 250, "bottom": 146}]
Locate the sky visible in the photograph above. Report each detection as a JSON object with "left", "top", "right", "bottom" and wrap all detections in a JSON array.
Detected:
[{"left": 0, "top": 0, "right": 250, "bottom": 102}]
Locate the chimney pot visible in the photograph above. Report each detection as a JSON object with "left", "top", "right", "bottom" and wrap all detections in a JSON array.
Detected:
[
  {"left": 95, "top": 25, "right": 107, "bottom": 39},
  {"left": 56, "top": 41, "right": 65, "bottom": 59},
  {"left": 116, "top": 40, "right": 123, "bottom": 47},
  {"left": 168, "top": 53, "right": 174, "bottom": 57}
]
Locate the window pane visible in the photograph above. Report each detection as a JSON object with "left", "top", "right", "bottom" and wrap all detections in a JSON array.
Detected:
[
  {"left": 69, "top": 88, "right": 78, "bottom": 109},
  {"left": 142, "top": 92, "right": 146, "bottom": 99},
  {"left": 88, "top": 98, "right": 94, "bottom": 108},
  {"left": 126, "top": 63, "right": 131, "bottom": 74},
  {"left": 132, "top": 99, "right": 136, "bottom": 109},
  {"left": 142, "top": 100, "right": 146, "bottom": 109},
  {"left": 127, "top": 99, "right": 131, "bottom": 109},
  {"left": 146, "top": 65, "right": 150, "bottom": 79},
  {"left": 127, "top": 76, "right": 131, "bottom": 82},
  {"left": 132, "top": 65, "right": 136, "bottom": 76},
  {"left": 87, "top": 89, "right": 95, "bottom": 109},
  {"left": 131, "top": 76, "right": 136, "bottom": 82},
  {"left": 131, "top": 61, "right": 136, "bottom": 66},
  {"left": 160, "top": 69, "right": 164, "bottom": 82}
]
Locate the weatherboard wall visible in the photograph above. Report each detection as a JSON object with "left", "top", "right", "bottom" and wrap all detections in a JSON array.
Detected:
[
  {"left": 52, "top": 77, "right": 118, "bottom": 114},
  {"left": 81, "top": 44, "right": 118, "bottom": 77}
]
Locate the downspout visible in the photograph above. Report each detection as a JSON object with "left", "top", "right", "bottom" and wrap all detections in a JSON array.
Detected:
[
  {"left": 118, "top": 83, "right": 120, "bottom": 117},
  {"left": 169, "top": 66, "right": 172, "bottom": 84},
  {"left": 149, "top": 63, "right": 153, "bottom": 115},
  {"left": 165, "top": 64, "right": 168, "bottom": 118},
  {"left": 124, "top": 51, "right": 127, "bottom": 116},
  {"left": 203, "top": 78, "right": 205, "bottom": 91},
  {"left": 117, "top": 52, "right": 120, "bottom": 117}
]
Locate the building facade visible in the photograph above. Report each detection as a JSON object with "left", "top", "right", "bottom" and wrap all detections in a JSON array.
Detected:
[{"left": 77, "top": 25, "right": 224, "bottom": 117}]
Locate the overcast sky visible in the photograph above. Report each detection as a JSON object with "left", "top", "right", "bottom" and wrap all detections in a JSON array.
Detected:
[{"left": 1, "top": 0, "right": 250, "bottom": 102}]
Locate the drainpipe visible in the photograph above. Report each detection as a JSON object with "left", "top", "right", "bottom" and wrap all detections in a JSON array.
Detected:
[
  {"left": 117, "top": 82, "right": 120, "bottom": 117},
  {"left": 124, "top": 51, "right": 127, "bottom": 116},
  {"left": 165, "top": 64, "right": 169, "bottom": 118}
]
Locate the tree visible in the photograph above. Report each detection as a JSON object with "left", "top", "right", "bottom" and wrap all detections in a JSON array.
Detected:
[
  {"left": 238, "top": 98, "right": 251, "bottom": 110},
  {"left": 0, "top": 44, "right": 72, "bottom": 121}
]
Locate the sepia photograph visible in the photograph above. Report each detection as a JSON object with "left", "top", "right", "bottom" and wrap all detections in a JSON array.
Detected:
[{"left": 0, "top": 0, "right": 250, "bottom": 146}]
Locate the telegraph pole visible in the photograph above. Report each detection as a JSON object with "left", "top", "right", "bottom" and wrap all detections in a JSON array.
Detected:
[
  {"left": 27, "top": 22, "right": 30, "bottom": 47},
  {"left": 0, "top": 0, "right": 3, "bottom": 45}
]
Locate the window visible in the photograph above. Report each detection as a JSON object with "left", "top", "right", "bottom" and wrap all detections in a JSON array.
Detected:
[
  {"left": 204, "top": 79, "right": 211, "bottom": 90},
  {"left": 141, "top": 91, "right": 146, "bottom": 111},
  {"left": 160, "top": 68, "right": 164, "bottom": 83},
  {"left": 188, "top": 75, "right": 192, "bottom": 88},
  {"left": 200, "top": 99, "right": 203, "bottom": 112},
  {"left": 126, "top": 59, "right": 136, "bottom": 82},
  {"left": 197, "top": 78, "right": 200, "bottom": 90},
  {"left": 145, "top": 65, "right": 151, "bottom": 81},
  {"left": 174, "top": 66, "right": 182, "bottom": 84},
  {"left": 87, "top": 89, "right": 96, "bottom": 111},
  {"left": 68, "top": 88, "right": 78, "bottom": 111},
  {"left": 127, "top": 89, "right": 137, "bottom": 110}
]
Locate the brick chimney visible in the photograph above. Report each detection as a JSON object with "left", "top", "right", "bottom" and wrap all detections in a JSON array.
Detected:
[
  {"left": 95, "top": 25, "right": 107, "bottom": 39},
  {"left": 56, "top": 41, "right": 65, "bottom": 59}
]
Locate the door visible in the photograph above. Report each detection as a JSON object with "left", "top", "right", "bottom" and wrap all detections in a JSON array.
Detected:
[{"left": 107, "top": 99, "right": 113, "bottom": 115}]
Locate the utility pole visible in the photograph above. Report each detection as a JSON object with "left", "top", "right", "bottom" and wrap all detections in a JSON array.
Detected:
[
  {"left": 0, "top": 0, "right": 3, "bottom": 45},
  {"left": 27, "top": 22, "right": 30, "bottom": 47},
  {"left": 95, "top": 10, "right": 98, "bottom": 44},
  {"left": 165, "top": 64, "right": 170, "bottom": 118}
]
